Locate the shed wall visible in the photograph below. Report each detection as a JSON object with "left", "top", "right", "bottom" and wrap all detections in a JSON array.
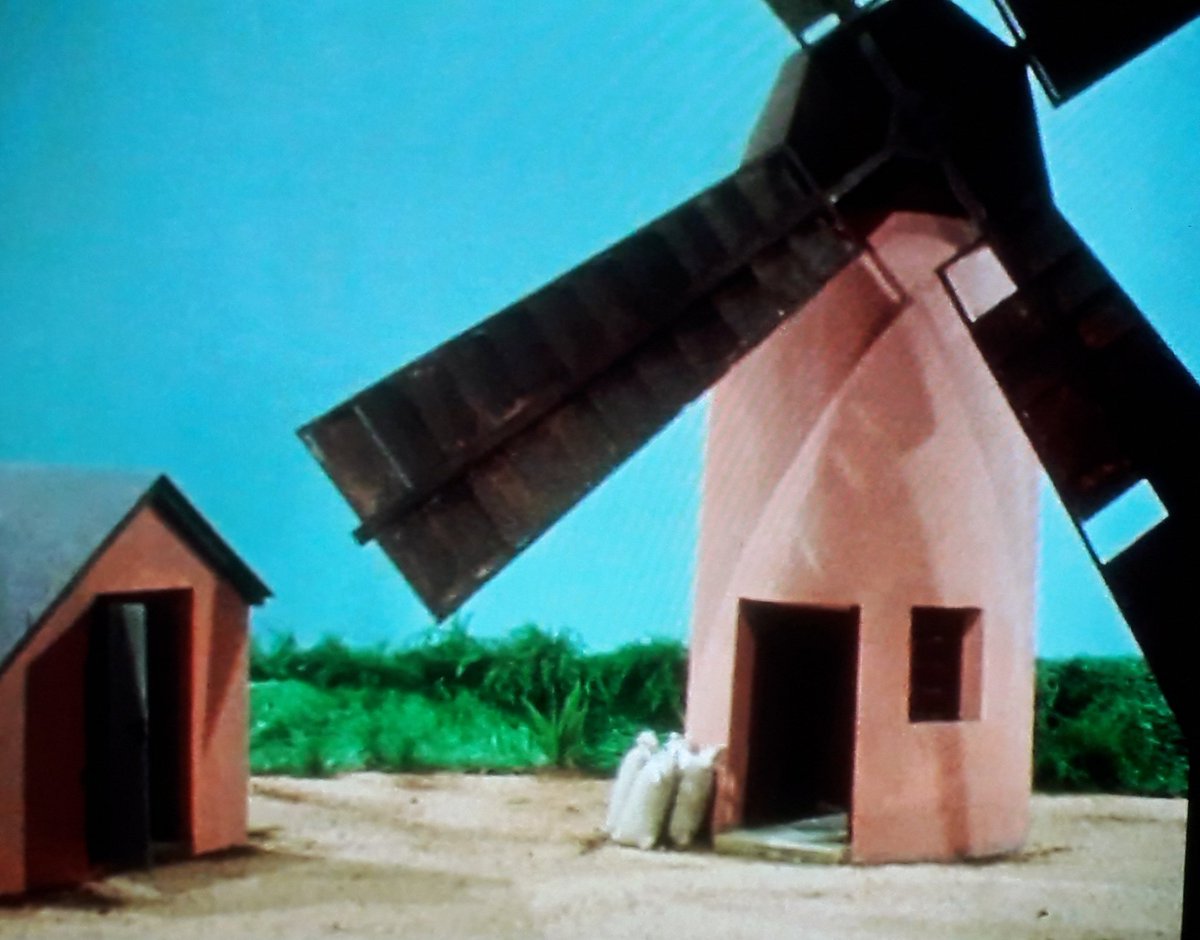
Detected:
[
  {"left": 0, "top": 504, "right": 249, "bottom": 894},
  {"left": 685, "top": 212, "right": 1039, "bottom": 862}
]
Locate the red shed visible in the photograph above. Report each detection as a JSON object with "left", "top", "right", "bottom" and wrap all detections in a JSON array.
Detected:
[{"left": 0, "top": 463, "right": 269, "bottom": 895}]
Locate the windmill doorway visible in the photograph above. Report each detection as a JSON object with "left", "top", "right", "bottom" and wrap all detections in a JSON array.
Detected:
[
  {"left": 85, "top": 591, "right": 193, "bottom": 870},
  {"left": 739, "top": 600, "right": 859, "bottom": 830}
]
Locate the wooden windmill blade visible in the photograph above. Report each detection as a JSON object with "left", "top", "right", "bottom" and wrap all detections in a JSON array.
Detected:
[
  {"left": 299, "top": 149, "right": 862, "bottom": 618},
  {"left": 941, "top": 206, "right": 1200, "bottom": 739},
  {"left": 990, "top": 0, "right": 1200, "bottom": 104}
]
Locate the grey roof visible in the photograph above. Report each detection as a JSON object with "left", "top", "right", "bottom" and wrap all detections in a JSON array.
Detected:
[{"left": 0, "top": 463, "right": 270, "bottom": 671}]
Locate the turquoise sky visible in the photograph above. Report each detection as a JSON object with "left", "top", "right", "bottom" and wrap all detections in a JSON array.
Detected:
[{"left": 2, "top": 2, "right": 1197, "bottom": 655}]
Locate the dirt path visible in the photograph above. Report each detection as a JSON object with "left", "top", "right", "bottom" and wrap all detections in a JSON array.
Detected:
[{"left": 0, "top": 773, "right": 1185, "bottom": 939}]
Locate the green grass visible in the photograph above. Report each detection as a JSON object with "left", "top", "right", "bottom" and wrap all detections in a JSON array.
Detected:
[
  {"left": 249, "top": 622, "right": 686, "bottom": 776},
  {"left": 250, "top": 681, "right": 548, "bottom": 775},
  {"left": 249, "top": 626, "right": 1187, "bottom": 795}
]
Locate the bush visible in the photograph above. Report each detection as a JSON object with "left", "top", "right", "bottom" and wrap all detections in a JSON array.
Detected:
[
  {"left": 250, "top": 680, "right": 548, "bottom": 775},
  {"left": 1034, "top": 657, "right": 1187, "bottom": 796},
  {"left": 249, "top": 624, "right": 688, "bottom": 775},
  {"left": 524, "top": 681, "right": 589, "bottom": 770}
]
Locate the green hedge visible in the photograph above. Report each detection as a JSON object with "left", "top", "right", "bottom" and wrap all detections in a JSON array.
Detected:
[
  {"left": 250, "top": 681, "right": 548, "bottom": 775},
  {"left": 250, "top": 622, "right": 686, "bottom": 775},
  {"left": 250, "top": 627, "right": 1188, "bottom": 794},
  {"left": 1034, "top": 656, "right": 1187, "bottom": 796}
]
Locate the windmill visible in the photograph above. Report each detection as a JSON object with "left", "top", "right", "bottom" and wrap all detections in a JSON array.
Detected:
[{"left": 301, "top": 0, "right": 1199, "bottom": 926}]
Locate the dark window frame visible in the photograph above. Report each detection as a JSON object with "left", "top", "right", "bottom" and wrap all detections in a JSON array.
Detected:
[{"left": 908, "top": 606, "right": 982, "bottom": 723}]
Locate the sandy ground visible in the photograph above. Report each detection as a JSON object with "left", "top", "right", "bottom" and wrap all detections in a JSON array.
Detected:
[{"left": 0, "top": 773, "right": 1185, "bottom": 939}]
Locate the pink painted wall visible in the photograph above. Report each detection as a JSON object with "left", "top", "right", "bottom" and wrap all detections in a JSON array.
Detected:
[
  {"left": 0, "top": 504, "right": 250, "bottom": 894},
  {"left": 686, "top": 212, "right": 1039, "bottom": 863}
]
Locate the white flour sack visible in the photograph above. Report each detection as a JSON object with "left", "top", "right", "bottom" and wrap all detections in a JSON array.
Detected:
[
  {"left": 604, "top": 731, "right": 659, "bottom": 834},
  {"left": 667, "top": 745, "right": 720, "bottom": 848},
  {"left": 610, "top": 746, "right": 681, "bottom": 850}
]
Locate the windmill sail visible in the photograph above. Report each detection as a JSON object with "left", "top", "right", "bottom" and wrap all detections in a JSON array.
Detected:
[
  {"left": 942, "top": 206, "right": 1200, "bottom": 738},
  {"left": 300, "top": 150, "right": 861, "bottom": 617},
  {"left": 992, "top": 0, "right": 1200, "bottom": 103}
]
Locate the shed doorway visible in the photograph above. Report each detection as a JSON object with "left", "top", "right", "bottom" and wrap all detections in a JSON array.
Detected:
[
  {"left": 85, "top": 591, "right": 192, "bottom": 869},
  {"left": 740, "top": 600, "right": 859, "bottom": 827}
]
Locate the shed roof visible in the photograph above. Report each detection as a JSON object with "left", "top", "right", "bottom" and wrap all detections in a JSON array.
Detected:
[{"left": 0, "top": 462, "right": 270, "bottom": 670}]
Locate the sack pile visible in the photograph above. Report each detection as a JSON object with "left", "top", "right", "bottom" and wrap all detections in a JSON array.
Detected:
[{"left": 605, "top": 731, "right": 721, "bottom": 850}]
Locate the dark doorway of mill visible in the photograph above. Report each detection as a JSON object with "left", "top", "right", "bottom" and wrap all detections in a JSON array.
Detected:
[{"left": 740, "top": 600, "right": 859, "bottom": 827}]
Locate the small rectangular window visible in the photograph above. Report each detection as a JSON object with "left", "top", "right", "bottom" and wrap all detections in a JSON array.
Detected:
[
  {"left": 939, "top": 245, "right": 1017, "bottom": 323},
  {"left": 909, "top": 607, "right": 982, "bottom": 722},
  {"left": 801, "top": 13, "right": 840, "bottom": 45},
  {"left": 1082, "top": 478, "right": 1168, "bottom": 563}
]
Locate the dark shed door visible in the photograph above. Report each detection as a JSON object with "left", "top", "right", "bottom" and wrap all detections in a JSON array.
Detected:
[{"left": 86, "top": 601, "right": 152, "bottom": 869}]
